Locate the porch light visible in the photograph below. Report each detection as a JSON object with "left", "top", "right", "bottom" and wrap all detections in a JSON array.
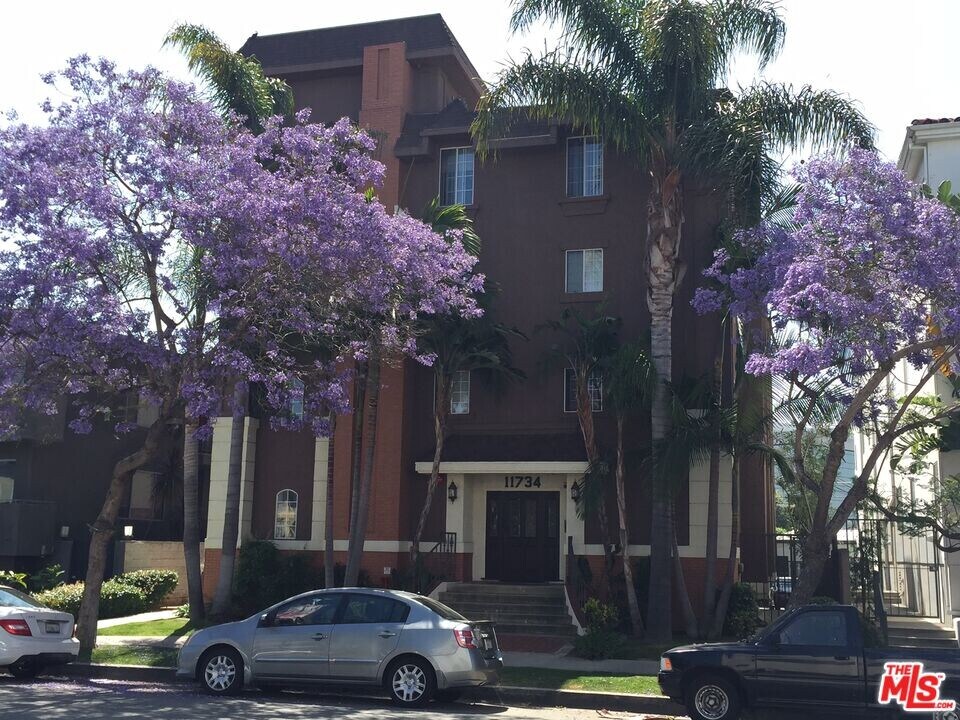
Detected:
[
  {"left": 123, "top": 525, "right": 134, "bottom": 538},
  {"left": 448, "top": 481, "right": 458, "bottom": 503},
  {"left": 571, "top": 481, "right": 582, "bottom": 503}
]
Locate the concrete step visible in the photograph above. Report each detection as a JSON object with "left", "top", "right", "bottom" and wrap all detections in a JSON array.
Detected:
[
  {"left": 495, "top": 623, "right": 578, "bottom": 637},
  {"left": 440, "top": 582, "right": 576, "bottom": 640},
  {"left": 444, "top": 583, "right": 566, "bottom": 598},
  {"left": 441, "top": 591, "right": 567, "bottom": 606},
  {"left": 450, "top": 603, "right": 571, "bottom": 620},
  {"left": 461, "top": 611, "right": 573, "bottom": 626}
]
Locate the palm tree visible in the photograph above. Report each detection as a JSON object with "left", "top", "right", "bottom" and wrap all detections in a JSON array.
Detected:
[
  {"left": 473, "top": 0, "right": 873, "bottom": 640},
  {"left": 603, "top": 342, "right": 656, "bottom": 636},
  {"left": 541, "top": 309, "right": 621, "bottom": 569},
  {"left": 164, "top": 24, "right": 293, "bottom": 133},
  {"left": 166, "top": 24, "right": 295, "bottom": 616}
]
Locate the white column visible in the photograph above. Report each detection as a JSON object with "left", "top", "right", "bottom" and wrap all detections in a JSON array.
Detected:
[
  {"left": 308, "top": 438, "right": 330, "bottom": 550},
  {"left": 206, "top": 416, "right": 259, "bottom": 550}
]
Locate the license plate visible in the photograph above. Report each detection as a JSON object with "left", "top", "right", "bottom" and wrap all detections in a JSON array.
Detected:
[{"left": 44, "top": 621, "right": 60, "bottom": 634}]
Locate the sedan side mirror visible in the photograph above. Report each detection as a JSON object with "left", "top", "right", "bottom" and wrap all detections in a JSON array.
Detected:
[{"left": 258, "top": 612, "right": 273, "bottom": 628}]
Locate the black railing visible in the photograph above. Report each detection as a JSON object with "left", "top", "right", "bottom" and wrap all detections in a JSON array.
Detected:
[{"left": 418, "top": 532, "right": 457, "bottom": 594}]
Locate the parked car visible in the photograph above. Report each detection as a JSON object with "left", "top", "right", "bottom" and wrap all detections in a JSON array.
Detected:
[
  {"left": 0, "top": 584, "right": 79, "bottom": 679},
  {"left": 177, "top": 587, "right": 502, "bottom": 706},
  {"left": 658, "top": 604, "right": 960, "bottom": 720}
]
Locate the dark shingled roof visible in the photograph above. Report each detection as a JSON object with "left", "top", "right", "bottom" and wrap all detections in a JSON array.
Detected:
[
  {"left": 421, "top": 433, "right": 587, "bottom": 464},
  {"left": 239, "top": 14, "right": 466, "bottom": 72},
  {"left": 397, "top": 101, "right": 557, "bottom": 153},
  {"left": 912, "top": 117, "right": 960, "bottom": 126}
]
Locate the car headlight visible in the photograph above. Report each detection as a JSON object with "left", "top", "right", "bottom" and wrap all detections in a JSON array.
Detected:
[{"left": 660, "top": 656, "right": 673, "bottom": 672}]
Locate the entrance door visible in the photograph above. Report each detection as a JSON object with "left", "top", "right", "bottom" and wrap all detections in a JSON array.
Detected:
[{"left": 485, "top": 491, "right": 560, "bottom": 582}]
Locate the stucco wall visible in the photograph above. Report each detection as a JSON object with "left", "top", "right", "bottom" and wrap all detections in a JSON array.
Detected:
[{"left": 121, "top": 540, "right": 201, "bottom": 605}]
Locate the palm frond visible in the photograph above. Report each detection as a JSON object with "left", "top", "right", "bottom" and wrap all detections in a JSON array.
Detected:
[
  {"left": 710, "top": 0, "right": 786, "bottom": 71},
  {"left": 420, "top": 197, "right": 482, "bottom": 256}
]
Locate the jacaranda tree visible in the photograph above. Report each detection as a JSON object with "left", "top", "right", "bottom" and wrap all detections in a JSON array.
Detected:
[
  {"left": 0, "top": 57, "right": 480, "bottom": 657},
  {"left": 694, "top": 148, "right": 960, "bottom": 605}
]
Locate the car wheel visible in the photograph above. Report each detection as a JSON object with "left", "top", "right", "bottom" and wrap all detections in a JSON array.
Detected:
[
  {"left": 686, "top": 674, "right": 741, "bottom": 720},
  {"left": 434, "top": 688, "right": 462, "bottom": 704},
  {"left": 8, "top": 659, "right": 39, "bottom": 680},
  {"left": 387, "top": 657, "right": 435, "bottom": 707},
  {"left": 199, "top": 647, "right": 243, "bottom": 696}
]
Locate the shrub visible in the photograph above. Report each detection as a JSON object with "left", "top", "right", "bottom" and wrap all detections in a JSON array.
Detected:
[
  {"left": 28, "top": 564, "right": 65, "bottom": 592},
  {"left": 573, "top": 629, "right": 626, "bottom": 660},
  {"left": 173, "top": 603, "right": 190, "bottom": 619},
  {"left": 114, "top": 570, "right": 178, "bottom": 607},
  {"left": 722, "top": 582, "right": 763, "bottom": 639},
  {"left": 809, "top": 595, "right": 839, "bottom": 605},
  {"left": 36, "top": 579, "right": 149, "bottom": 619},
  {"left": 0, "top": 570, "right": 28, "bottom": 591},
  {"left": 583, "top": 598, "right": 620, "bottom": 632}
]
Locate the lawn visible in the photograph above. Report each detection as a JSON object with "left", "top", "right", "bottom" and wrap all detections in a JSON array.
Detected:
[
  {"left": 98, "top": 618, "right": 198, "bottom": 638},
  {"left": 501, "top": 667, "right": 661, "bottom": 695},
  {"left": 91, "top": 646, "right": 179, "bottom": 667}
]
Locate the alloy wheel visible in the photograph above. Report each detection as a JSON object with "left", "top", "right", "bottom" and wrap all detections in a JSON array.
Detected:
[
  {"left": 392, "top": 663, "right": 426, "bottom": 703},
  {"left": 204, "top": 654, "right": 237, "bottom": 692}
]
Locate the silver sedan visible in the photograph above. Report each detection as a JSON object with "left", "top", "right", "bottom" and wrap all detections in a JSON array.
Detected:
[{"left": 176, "top": 587, "right": 502, "bottom": 707}]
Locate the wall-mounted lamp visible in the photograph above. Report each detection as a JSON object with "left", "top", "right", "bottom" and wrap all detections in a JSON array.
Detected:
[
  {"left": 570, "top": 480, "right": 582, "bottom": 503},
  {"left": 60, "top": 526, "right": 70, "bottom": 539},
  {"left": 447, "top": 481, "right": 458, "bottom": 503},
  {"left": 123, "top": 525, "right": 134, "bottom": 539}
]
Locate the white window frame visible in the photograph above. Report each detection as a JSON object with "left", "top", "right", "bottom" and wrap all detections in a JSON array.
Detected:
[
  {"left": 566, "top": 135, "right": 604, "bottom": 198},
  {"left": 274, "top": 489, "right": 298, "bottom": 540},
  {"left": 450, "top": 370, "right": 470, "bottom": 415},
  {"left": 565, "top": 249, "right": 604, "bottom": 293},
  {"left": 563, "top": 368, "right": 603, "bottom": 413},
  {"left": 439, "top": 146, "right": 475, "bottom": 206},
  {"left": 289, "top": 378, "right": 305, "bottom": 421}
]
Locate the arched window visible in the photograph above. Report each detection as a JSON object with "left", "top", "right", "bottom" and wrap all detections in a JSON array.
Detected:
[{"left": 274, "top": 489, "right": 298, "bottom": 540}]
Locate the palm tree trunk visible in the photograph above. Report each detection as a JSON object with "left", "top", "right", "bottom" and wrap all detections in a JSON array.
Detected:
[
  {"left": 76, "top": 417, "right": 169, "bottom": 660},
  {"left": 701, "top": 331, "right": 726, "bottom": 637},
  {"left": 615, "top": 415, "right": 644, "bottom": 636},
  {"left": 182, "top": 420, "right": 206, "bottom": 621},
  {"left": 575, "top": 367, "right": 612, "bottom": 568},
  {"left": 345, "top": 361, "right": 368, "bottom": 584},
  {"left": 344, "top": 339, "right": 382, "bottom": 586},
  {"left": 211, "top": 383, "right": 246, "bottom": 618},
  {"left": 672, "top": 510, "right": 698, "bottom": 639},
  {"left": 325, "top": 416, "right": 337, "bottom": 588},
  {"left": 645, "top": 161, "right": 684, "bottom": 642},
  {"left": 710, "top": 453, "right": 741, "bottom": 639},
  {"left": 412, "top": 372, "right": 449, "bottom": 577}
]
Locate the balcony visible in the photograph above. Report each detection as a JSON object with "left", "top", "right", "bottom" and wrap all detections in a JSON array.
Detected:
[{"left": 0, "top": 500, "right": 57, "bottom": 557}]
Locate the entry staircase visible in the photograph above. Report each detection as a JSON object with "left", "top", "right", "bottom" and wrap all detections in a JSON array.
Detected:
[
  {"left": 439, "top": 582, "right": 578, "bottom": 638},
  {"left": 886, "top": 616, "right": 958, "bottom": 649}
]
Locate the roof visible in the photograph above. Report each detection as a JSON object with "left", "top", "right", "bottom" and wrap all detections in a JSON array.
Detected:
[
  {"left": 912, "top": 117, "right": 960, "bottom": 125},
  {"left": 239, "top": 14, "right": 477, "bottom": 76},
  {"left": 419, "top": 433, "right": 587, "bottom": 464}
]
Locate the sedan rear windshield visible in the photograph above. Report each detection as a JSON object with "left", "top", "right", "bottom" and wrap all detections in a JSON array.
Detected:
[
  {"left": 413, "top": 596, "right": 467, "bottom": 621},
  {"left": 0, "top": 586, "right": 43, "bottom": 609}
]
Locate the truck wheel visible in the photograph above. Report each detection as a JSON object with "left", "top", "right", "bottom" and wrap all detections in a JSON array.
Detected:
[{"left": 686, "top": 674, "right": 741, "bottom": 720}]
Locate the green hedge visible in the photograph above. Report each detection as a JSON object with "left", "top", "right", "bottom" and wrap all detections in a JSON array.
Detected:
[{"left": 34, "top": 569, "right": 179, "bottom": 619}]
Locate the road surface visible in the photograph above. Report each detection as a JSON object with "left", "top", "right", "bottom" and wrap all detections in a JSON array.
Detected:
[{"left": 0, "top": 676, "right": 683, "bottom": 720}]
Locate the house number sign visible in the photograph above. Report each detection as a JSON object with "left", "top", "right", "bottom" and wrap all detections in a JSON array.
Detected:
[{"left": 504, "top": 475, "right": 542, "bottom": 488}]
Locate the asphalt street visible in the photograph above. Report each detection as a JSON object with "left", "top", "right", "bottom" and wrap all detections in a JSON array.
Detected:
[{"left": 0, "top": 676, "right": 682, "bottom": 720}]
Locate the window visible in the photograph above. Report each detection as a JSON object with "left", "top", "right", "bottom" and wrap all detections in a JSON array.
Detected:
[
  {"left": 340, "top": 595, "right": 410, "bottom": 624},
  {"left": 273, "top": 593, "right": 341, "bottom": 626},
  {"left": 440, "top": 147, "right": 474, "bottom": 206},
  {"left": 274, "top": 489, "right": 298, "bottom": 540},
  {"left": 567, "top": 136, "right": 603, "bottom": 197},
  {"left": 565, "top": 249, "right": 603, "bottom": 293},
  {"left": 0, "top": 476, "right": 12, "bottom": 503},
  {"left": 779, "top": 610, "right": 847, "bottom": 646},
  {"left": 450, "top": 370, "right": 470, "bottom": 415},
  {"left": 564, "top": 368, "right": 602, "bottom": 413},
  {"left": 289, "top": 378, "right": 304, "bottom": 421}
]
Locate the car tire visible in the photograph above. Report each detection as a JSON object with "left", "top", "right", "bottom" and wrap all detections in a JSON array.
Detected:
[
  {"left": 434, "top": 688, "right": 463, "bottom": 704},
  {"left": 8, "top": 659, "right": 39, "bottom": 680},
  {"left": 685, "top": 674, "right": 741, "bottom": 720},
  {"left": 386, "top": 657, "right": 435, "bottom": 707},
  {"left": 199, "top": 647, "right": 243, "bottom": 696}
]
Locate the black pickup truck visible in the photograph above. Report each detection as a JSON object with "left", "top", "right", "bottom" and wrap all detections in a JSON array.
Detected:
[{"left": 658, "top": 604, "right": 960, "bottom": 720}]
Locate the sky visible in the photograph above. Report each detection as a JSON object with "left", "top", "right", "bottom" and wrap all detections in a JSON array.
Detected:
[{"left": 2, "top": 1, "right": 959, "bottom": 162}]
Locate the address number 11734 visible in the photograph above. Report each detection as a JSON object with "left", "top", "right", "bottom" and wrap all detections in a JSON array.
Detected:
[{"left": 504, "top": 476, "right": 542, "bottom": 488}]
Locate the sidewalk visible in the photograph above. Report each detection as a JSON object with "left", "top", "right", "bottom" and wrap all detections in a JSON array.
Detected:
[{"left": 97, "top": 609, "right": 179, "bottom": 629}]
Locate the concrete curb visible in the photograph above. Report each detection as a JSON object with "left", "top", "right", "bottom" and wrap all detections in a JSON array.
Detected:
[{"left": 53, "top": 663, "right": 685, "bottom": 715}]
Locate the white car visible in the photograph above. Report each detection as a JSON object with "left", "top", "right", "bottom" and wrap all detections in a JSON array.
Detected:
[{"left": 0, "top": 584, "right": 79, "bottom": 678}]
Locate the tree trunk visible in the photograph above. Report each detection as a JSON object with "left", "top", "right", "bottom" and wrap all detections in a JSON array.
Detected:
[
  {"left": 789, "top": 531, "right": 831, "bottom": 608},
  {"left": 76, "top": 416, "right": 169, "bottom": 660},
  {"left": 673, "top": 509, "right": 699, "bottom": 639},
  {"left": 710, "top": 453, "right": 741, "bottom": 639},
  {"left": 344, "top": 339, "right": 382, "bottom": 587},
  {"left": 645, "top": 159, "right": 684, "bottom": 643},
  {"left": 182, "top": 420, "right": 206, "bottom": 621},
  {"left": 615, "top": 415, "right": 644, "bottom": 636},
  {"left": 325, "top": 416, "right": 337, "bottom": 589},
  {"left": 411, "top": 372, "right": 449, "bottom": 576},
  {"left": 344, "top": 360, "right": 368, "bottom": 586},
  {"left": 575, "top": 365, "right": 612, "bottom": 569},
  {"left": 211, "top": 383, "right": 246, "bottom": 618},
  {"left": 701, "top": 332, "right": 725, "bottom": 638}
]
